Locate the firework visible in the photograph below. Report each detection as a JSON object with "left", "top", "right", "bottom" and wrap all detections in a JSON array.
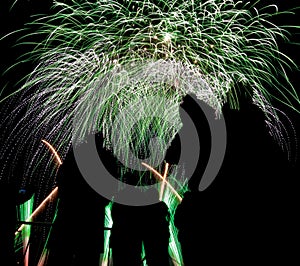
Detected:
[
  {"left": 1, "top": 0, "right": 299, "bottom": 185},
  {"left": 1, "top": 1, "right": 299, "bottom": 264}
]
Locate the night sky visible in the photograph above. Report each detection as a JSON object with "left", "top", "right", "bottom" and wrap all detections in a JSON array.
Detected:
[{"left": 0, "top": 1, "right": 299, "bottom": 265}]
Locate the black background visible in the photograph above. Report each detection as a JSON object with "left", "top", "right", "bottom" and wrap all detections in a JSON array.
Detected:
[{"left": 0, "top": 1, "right": 299, "bottom": 265}]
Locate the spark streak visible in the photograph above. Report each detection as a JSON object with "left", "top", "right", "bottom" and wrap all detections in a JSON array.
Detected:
[
  {"left": 141, "top": 162, "right": 182, "bottom": 202},
  {"left": 159, "top": 162, "right": 169, "bottom": 201},
  {"left": 15, "top": 187, "right": 58, "bottom": 235},
  {"left": 41, "top": 139, "right": 63, "bottom": 166}
]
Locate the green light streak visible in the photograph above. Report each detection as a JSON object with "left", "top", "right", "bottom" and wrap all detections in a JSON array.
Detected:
[
  {"left": 36, "top": 199, "right": 59, "bottom": 266},
  {"left": 102, "top": 202, "right": 113, "bottom": 265},
  {"left": 161, "top": 166, "right": 189, "bottom": 266},
  {"left": 15, "top": 194, "right": 34, "bottom": 262}
]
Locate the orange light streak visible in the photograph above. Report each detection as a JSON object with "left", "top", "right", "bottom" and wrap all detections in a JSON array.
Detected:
[
  {"left": 159, "top": 163, "right": 169, "bottom": 201},
  {"left": 15, "top": 187, "right": 58, "bottom": 235},
  {"left": 41, "top": 139, "right": 62, "bottom": 165},
  {"left": 141, "top": 162, "right": 182, "bottom": 202}
]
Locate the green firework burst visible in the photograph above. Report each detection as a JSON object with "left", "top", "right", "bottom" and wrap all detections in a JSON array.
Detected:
[{"left": 1, "top": 0, "right": 299, "bottom": 206}]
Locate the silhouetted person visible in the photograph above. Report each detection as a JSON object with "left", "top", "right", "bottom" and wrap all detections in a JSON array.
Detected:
[
  {"left": 175, "top": 91, "right": 297, "bottom": 264},
  {"left": 107, "top": 116, "right": 179, "bottom": 266},
  {"left": 110, "top": 188, "right": 170, "bottom": 266},
  {"left": 47, "top": 137, "right": 109, "bottom": 266},
  {"left": 0, "top": 182, "right": 17, "bottom": 266}
]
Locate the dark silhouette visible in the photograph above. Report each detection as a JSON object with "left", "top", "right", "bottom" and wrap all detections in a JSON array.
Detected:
[
  {"left": 173, "top": 94, "right": 214, "bottom": 265},
  {"left": 106, "top": 116, "right": 181, "bottom": 266},
  {"left": 110, "top": 192, "right": 171, "bottom": 266},
  {"left": 47, "top": 139, "right": 109, "bottom": 266},
  {"left": 174, "top": 93, "right": 298, "bottom": 265},
  {"left": 0, "top": 182, "right": 17, "bottom": 266}
]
